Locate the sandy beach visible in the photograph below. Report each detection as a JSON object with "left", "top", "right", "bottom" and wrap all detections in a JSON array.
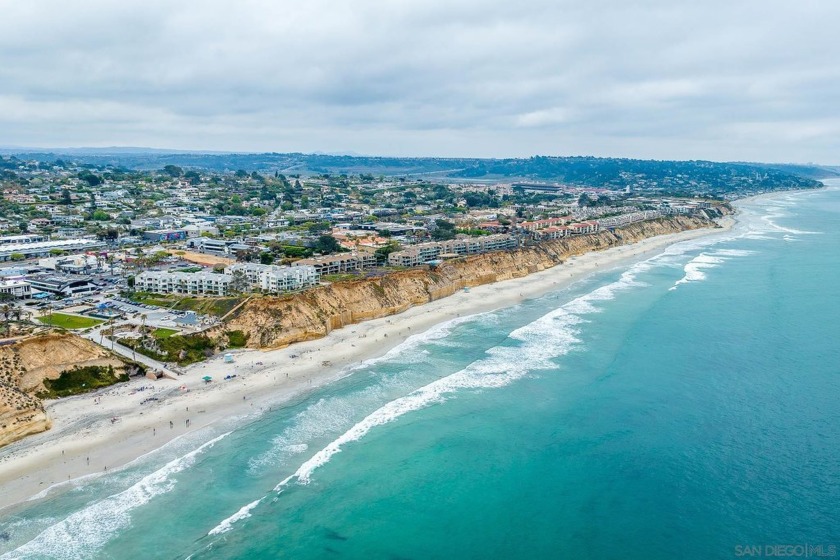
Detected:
[{"left": 0, "top": 217, "right": 734, "bottom": 510}]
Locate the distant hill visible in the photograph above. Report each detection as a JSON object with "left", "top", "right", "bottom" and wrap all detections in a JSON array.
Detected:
[{"left": 1, "top": 149, "right": 832, "bottom": 195}]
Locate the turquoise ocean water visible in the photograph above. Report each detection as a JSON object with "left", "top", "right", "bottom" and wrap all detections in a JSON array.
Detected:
[{"left": 1, "top": 186, "right": 838, "bottom": 559}]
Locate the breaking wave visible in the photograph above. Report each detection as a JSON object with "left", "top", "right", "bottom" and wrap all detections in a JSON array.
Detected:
[{"left": 3, "top": 433, "right": 230, "bottom": 560}]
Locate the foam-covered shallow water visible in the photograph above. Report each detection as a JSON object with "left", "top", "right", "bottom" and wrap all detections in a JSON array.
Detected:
[{"left": 2, "top": 186, "right": 839, "bottom": 559}]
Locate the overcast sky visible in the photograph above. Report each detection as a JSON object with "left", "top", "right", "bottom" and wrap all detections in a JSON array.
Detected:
[{"left": 1, "top": 0, "right": 839, "bottom": 162}]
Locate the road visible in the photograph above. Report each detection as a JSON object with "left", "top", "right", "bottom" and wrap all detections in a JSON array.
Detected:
[{"left": 82, "top": 324, "right": 183, "bottom": 378}]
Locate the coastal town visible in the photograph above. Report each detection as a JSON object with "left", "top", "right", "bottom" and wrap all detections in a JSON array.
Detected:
[
  {"left": 0, "top": 154, "right": 734, "bottom": 304},
  {"left": 0, "top": 151, "right": 809, "bottom": 454}
]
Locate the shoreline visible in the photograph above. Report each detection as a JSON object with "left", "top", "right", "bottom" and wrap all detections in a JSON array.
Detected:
[{"left": 0, "top": 216, "right": 736, "bottom": 510}]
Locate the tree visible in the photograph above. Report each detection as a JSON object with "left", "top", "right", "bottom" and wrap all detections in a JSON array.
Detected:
[
  {"left": 374, "top": 241, "right": 401, "bottom": 263},
  {"left": 229, "top": 270, "right": 250, "bottom": 294},
  {"left": 307, "top": 221, "right": 330, "bottom": 234},
  {"left": 97, "top": 228, "right": 119, "bottom": 241},
  {"left": 9, "top": 253, "right": 24, "bottom": 261},
  {"left": 314, "top": 235, "right": 341, "bottom": 255},
  {"left": 431, "top": 219, "right": 456, "bottom": 241},
  {"left": 1, "top": 304, "right": 10, "bottom": 337},
  {"left": 79, "top": 172, "right": 102, "bottom": 186},
  {"left": 61, "top": 189, "right": 72, "bottom": 205},
  {"left": 578, "top": 193, "right": 592, "bottom": 207},
  {"left": 183, "top": 170, "right": 201, "bottom": 184},
  {"left": 162, "top": 165, "right": 184, "bottom": 177},
  {"left": 259, "top": 252, "right": 274, "bottom": 265}
]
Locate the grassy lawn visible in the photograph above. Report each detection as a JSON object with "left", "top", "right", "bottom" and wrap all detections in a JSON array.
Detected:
[
  {"left": 172, "top": 296, "right": 244, "bottom": 317},
  {"left": 128, "top": 292, "right": 243, "bottom": 318},
  {"left": 152, "top": 327, "right": 179, "bottom": 339},
  {"left": 128, "top": 293, "right": 178, "bottom": 308},
  {"left": 322, "top": 273, "right": 360, "bottom": 283},
  {"left": 37, "top": 313, "right": 105, "bottom": 329}
]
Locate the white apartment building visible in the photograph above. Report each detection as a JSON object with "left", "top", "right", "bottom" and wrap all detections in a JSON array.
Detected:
[
  {"left": 224, "top": 262, "right": 320, "bottom": 293},
  {"left": 135, "top": 270, "right": 232, "bottom": 296},
  {"left": 597, "top": 211, "right": 662, "bottom": 228}
]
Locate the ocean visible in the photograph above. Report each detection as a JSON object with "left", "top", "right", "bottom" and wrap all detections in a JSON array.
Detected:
[{"left": 2, "top": 185, "right": 838, "bottom": 559}]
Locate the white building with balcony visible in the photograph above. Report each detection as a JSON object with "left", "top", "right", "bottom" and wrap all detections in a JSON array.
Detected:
[{"left": 135, "top": 270, "right": 232, "bottom": 296}]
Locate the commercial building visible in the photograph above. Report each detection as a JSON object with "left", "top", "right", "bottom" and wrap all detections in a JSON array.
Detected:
[
  {"left": 186, "top": 237, "right": 232, "bottom": 255},
  {"left": 26, "top": 274, "right": 99, "bottom": 297},
  {"left": 0, "top": 279, "right": 31, "bottom": 299},
  {"left": 134, "top": 270, "right": 232, "bottom": 296},
  {"left": 0, "top": 239, "right": 104, "bottom": 262},
  {"left": 0, "top": 234, "right": 45, "bottom": 245},
  {"left": 142, "top": 229, "right": 188, "bottom": 243}
]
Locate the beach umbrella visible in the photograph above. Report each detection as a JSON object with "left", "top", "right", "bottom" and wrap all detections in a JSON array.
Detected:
[{"left": 202, "top": 376, "right": 212, "bottom": 381}]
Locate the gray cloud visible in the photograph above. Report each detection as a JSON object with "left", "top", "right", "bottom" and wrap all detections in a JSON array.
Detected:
[{"left": 1, "top": 0, "right": 839, "bottom": 162}]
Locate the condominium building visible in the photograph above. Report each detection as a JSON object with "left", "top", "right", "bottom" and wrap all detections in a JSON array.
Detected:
[
  {"left": 135, "top": 270, "right": 232, "bottom": 296},
  {"left": 597, "top": 211, "right": 662, "bottom": 228},
  {"left": 566, "top": 221, "right": 600, "bottom": 235},
  {"left": 224, "top": 262, "right": 320, "bottom": 293},
  {"left": 388, "top": 234, "right": 518, "bottom": 267},
  {"left": 292, "top": 252, "right": 376, "bottom": 276}
]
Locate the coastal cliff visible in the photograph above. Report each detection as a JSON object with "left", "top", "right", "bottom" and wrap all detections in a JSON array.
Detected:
[
  {"left": 0, "top": 333, "right": 131, "bottom": 447},
  {"left": 222, "top": 215, "right": 721, "bottom": 349}
]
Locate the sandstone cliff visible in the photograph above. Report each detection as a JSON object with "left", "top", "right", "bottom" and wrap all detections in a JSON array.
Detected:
[
  {"left": 222, "top": 215, "right": 719, "bottom": 349},
  {"left": 0, "top": 333, "right": 129, "bottom": 447}
]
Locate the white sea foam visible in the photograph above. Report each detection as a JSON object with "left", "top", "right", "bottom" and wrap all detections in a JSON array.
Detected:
[
  {"left": 346, "top": 312, "right": 488, "bottom": 371},
  {"left": 712, "top": 249, "right": 755, "bottom": 257},
  {"left": 247, "top": 315, "right": 492, "bottom": 475},
  {"left": 246, "top": 367, "right": 423, "bottom": 475},
  {"left": 208, "top": 498, "right": 263, "bottom": 536},
  {"left": 762, "top": 216, "right": 820, "bottom": 235},
  {"left": 2, "top": 433, "right": 230, "bottom": 560},
  {"left": 669, "top": 246, "right": 760, "bottom": 291},
  {"left": 24, "top": 425, "right": 231, "bottom": 504},
  {"left": 669, "top": 253, "right": 728, "bottom": 290}
]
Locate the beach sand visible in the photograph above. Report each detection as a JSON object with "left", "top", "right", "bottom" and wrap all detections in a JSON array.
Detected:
[{"left": 0, "top": 218, "right": 734, "bottom": 509}]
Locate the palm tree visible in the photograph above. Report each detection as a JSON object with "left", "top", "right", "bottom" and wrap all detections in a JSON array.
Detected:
[
  {"left": 137, "top": 314, "right": 147, "bottom": 361},
  {"left": 1, "top": 304, "right": 11, "bottom": 336}
]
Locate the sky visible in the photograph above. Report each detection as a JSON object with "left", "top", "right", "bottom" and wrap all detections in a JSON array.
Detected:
[{"left": 1, "top": 0, "right": 839, "bottom": 163}]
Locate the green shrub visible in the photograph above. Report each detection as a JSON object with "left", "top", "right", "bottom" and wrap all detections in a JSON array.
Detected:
[
  {"left": 226, "top": 330, "right": 249, "bottom": 348},
  {"left": 39, "top": 365, "right": 128, "bottom": 398}
]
